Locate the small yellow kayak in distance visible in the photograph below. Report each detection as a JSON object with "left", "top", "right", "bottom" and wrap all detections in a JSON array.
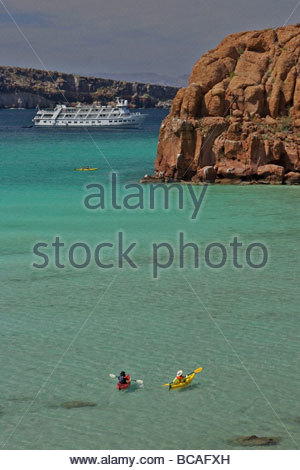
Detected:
[
  {"left": 163, "top": 367, "right": 203, "bottom": 390},
  {"left": 169, "top": 372, "right": 195, "bottom": 390},
  {"left": 75, "top": 168, "right": 98, "bottom": 171}
]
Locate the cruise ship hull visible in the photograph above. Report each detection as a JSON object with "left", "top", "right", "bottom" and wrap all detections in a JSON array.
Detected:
[{"left": 34, "top": 119, "right": 145, "bottom": 129}]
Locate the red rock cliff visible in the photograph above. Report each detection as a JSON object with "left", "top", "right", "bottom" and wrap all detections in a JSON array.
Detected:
[{"left": 151, "top": 25, "right": 300, "bottom": 185}]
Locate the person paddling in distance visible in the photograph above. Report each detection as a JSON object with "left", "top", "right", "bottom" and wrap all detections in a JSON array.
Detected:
[
  {"left": 174, "top": 370, "right": 186, "bottom": 384},
  {"left": 169, "top": 370, "right": 186, "bottom": 389},
  {"left": 118, "top": 371, "right": 130, "bottom": 385},
  {"left": 109, "top": 372, "right": 143, "bottom": 389}
]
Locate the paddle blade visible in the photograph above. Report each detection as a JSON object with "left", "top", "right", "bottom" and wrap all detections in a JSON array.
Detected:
[
  {"left": 163, "top": 383, "right": 170, "bottom": 386},
  {"left": 194, "top": 367, "right": 203, "bottom": 374},
  {"left": 109, "top": 373, "right": 116, "bottom": 379},
  {"left": 136, "top": 380, "right": 143, "bottom": 385}
]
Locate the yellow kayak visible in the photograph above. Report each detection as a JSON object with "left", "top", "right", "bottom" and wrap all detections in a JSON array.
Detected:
[
  {"left": 169, "top": 373, "right": 195, "bottom": 390},
  {"left": 163, "top": 367, "right": 202, "bottom": 390},
  {"left": 74, "top": 168, "right": 98, "bottom": 171}
]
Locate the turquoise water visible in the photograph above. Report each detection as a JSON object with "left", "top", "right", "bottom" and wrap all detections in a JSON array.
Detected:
[{"left": 0, "top": 109, "right": 300, "bottom": 450}]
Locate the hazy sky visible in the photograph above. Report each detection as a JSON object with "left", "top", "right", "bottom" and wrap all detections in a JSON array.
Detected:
[{"left": 0, "top": 0, "right": 299, "bottom": 77}]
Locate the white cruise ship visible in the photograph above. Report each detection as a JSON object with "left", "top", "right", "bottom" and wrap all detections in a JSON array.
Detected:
[{"left": 32, "top": 98, "right": 146, "bottom": 128}]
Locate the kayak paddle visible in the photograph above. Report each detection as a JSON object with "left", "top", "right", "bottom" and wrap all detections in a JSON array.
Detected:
[
  {"left": 109, "top": 373, "right": 143, "bottom": 385},
  {"left": 163, "top": 367, "right": 203, "bottom": 386}
]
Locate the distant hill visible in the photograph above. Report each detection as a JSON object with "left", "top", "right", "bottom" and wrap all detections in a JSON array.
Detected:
[
  {"left": 91, "top": 72, "right": 189, "bottom": 88},
  {"left": 0, "top": 66, "right": 179, "bottom": 109}
]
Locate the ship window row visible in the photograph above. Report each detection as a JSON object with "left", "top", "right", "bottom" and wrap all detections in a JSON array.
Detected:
[
  {"left": 63, "top": 112, "right": 114, "bottom": 117},
  {"left": 38, "top": 119, "right": 134, "bottom": 124},
  {"left": 63, "top": 113, "right": 112, "bottom": 118},
  {"left": 37, "top": 119, "right": 135, "bottom": 124}
]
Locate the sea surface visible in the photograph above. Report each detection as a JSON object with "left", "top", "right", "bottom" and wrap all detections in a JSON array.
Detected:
[{"left": 0, "top": 109, "right": 299, "bottom": 450}]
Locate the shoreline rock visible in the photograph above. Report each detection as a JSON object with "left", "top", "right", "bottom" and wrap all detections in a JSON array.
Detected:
[
  {"left": 148, "top": 25, "right": 300, "bottom": 185},
  {"left": 60, "top": 401, "right": 97, "bottom": 409},
  {"left": 232, "top": 435, "right": 281, "bottom": 447}
]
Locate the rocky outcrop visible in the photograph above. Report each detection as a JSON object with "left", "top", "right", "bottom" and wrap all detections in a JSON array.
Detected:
[
  {"left": 232, "top": 435, "right": 280, "bottom": 446},
  {"left": 0, "top": 66, "right": 178, "bottom": 109},
  {"left": 150, "top": 25, "right": 300, "bottom": 184},
  {"left": 60, "top": 401, "right": 97, "bottom": 409}
]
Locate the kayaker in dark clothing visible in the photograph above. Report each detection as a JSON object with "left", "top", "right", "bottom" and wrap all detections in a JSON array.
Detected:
[{"left": 118, "top": 371, "right": 130, "bottom": 384}]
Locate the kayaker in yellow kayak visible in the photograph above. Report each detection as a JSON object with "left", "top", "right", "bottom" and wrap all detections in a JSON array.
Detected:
[
  {"left": 169, "top": 370, "right": 186, "bottom": 389},
  {"left": 164, "top": 367, "right": 202, "bottom": 390},
  {"left": 174, "top": 370, "right": 186, "bottom": 384},
  {"left": 74, "top": 167, "right": 98, "bottom": 171}
]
